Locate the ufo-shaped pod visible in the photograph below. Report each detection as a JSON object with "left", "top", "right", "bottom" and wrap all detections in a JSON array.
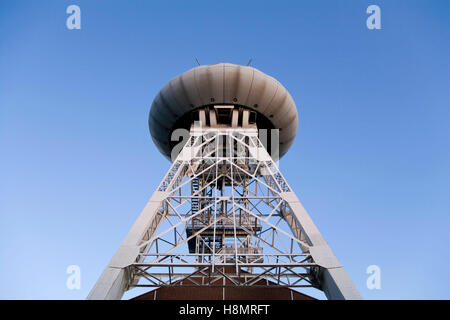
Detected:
[{"left": 149, "top": 63, "right": 298, "bottom": 160}]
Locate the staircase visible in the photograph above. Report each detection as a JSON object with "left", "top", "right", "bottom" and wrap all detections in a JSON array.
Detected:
[{"left": 191, "top": 177, "right": 200, "bottom": 214}]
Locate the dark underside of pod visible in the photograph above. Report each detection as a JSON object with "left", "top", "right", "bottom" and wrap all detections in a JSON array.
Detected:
[{"left": 169, "top": 104, "right": 279, "bottom": 158}]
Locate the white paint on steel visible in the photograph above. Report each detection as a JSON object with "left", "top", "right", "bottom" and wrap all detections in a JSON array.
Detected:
[{"left": 88, "top": 128, "right": 361, "bottom": 300}]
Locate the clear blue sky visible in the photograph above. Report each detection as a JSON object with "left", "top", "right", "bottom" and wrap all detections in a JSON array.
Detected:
[{"left": 0, "top": 0, "right": 449, "bottom": 299}]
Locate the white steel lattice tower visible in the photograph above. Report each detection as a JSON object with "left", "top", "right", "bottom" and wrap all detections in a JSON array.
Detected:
[{"left": 88, "top": 63, "right": 362, "bottom": 300}]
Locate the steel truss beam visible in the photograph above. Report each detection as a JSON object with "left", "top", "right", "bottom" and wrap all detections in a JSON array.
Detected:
[{"left": 88, "top": 127, "right": 362, "bottom": 300}]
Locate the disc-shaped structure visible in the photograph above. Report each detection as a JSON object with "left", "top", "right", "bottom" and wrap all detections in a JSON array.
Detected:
[{"left": 149, "top": 63, "right": 298, "bottom": 160}]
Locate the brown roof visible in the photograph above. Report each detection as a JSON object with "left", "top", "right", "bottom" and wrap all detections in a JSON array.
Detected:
[{"left": 131, "top": 272, "right": 316, "bottom": 300}]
